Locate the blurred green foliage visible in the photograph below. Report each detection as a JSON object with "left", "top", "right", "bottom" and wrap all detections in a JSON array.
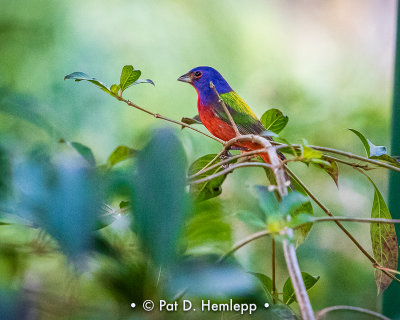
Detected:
[{"left": 0, "top": 0, "right": 398, "bottom": 319}]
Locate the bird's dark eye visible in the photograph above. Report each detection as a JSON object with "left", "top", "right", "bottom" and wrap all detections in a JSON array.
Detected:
[{"left": 194, "top": 71, "right": 202, "bottom": 78}]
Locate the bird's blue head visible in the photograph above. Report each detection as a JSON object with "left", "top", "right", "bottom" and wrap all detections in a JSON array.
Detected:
[{"left": 178, "top": 66, "right": 233, "bottom": 104}]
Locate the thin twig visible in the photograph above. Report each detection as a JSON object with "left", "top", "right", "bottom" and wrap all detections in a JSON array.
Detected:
[
  {"left": 286, "top": 166, "right": 400, "bottom": 284},
  {"left": 260, "top": 137, "right": 314, "bottom": 319},
  {"left": 316, "top": 305, "right": 391, "bottom": 320},
  {"left": 309, "top": 216, "right": 400, "bottom": 225},
  {"left": 118, "top": 96, "right": 224, "bottom": 143},
  {"left": 322, "top": 155, "right": 372, "bottom": 170},
  {"left": 189, "top": 149, "right": 268, "bottom": 179},
  {"left": 272, "top": 239, "right": 276, "bottom": 302},
  {"left": 218, "top": 230, "right": 271, "bottom": 263},
  {"left": 374, "top": 265, "right": 400, "bottom": 275},
  {"left": 189, "top": 162, "right": 272, "bottom": 185},
  {"left": 272, "top": 141, "right": 400, "bottom": 173},
  {"left": 210, "top": 81, "right": 240, "bottom": 137}
]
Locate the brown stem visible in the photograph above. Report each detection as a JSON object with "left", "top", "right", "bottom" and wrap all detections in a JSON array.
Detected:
[
  {"left": 188, "top": 149, "right": 268, "bottom": 179},
  {"left": 218, "top": 230, "right": 271, "bottom": 263},
  {"left": 189, "top": 162, "right": 272, "bottom": 185},
  {"left": 272, "top": 239, "right": 276, "bottom": 302},
  {"left": 119, "top": 97, "right": 224, "bottom": 143},
  {"left": 316, "top": 305, "right": 390, "bottom": 320},
  {"left": 272, "top": 141, "right": 400, "bottom": 173}
]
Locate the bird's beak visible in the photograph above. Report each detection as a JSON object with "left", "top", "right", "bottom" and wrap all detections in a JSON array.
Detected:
[{"left": 177, "top": 72, "right": 193, "bottom": 84}]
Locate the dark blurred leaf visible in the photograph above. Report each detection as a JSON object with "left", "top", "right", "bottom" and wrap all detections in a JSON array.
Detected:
[
  {"left": 14, "top": 157, "right": 101, "bottom": 264},
  {"left": 260, "top": 109, "right": 288, "bottom": 134},
  {"left": 106, "top": 145, "right": 136, "bottom": 168},
  {"left": 64, "top": 72, "right": 113, "bottom": 95},
  {"left": 263, "top": 304, "right": 299, "bottom": 320},
  {"left": 171, "top": 260, "right": 255, "bottom": 298},
  {"left": 119, "top": 65, "right": 141, "bottom": 92},
  {"left": 181, "top": 115, "right": 202, "bottom": 129},
  {"left": 0, "top": 146, "right": 11, "bottom": 201},
  {"left": 0, "top": 288, "right": 22, "bottom": 320},
  {"left": 349, "top": 129, "right": 400, "bottom": 167},
  {"left": 119, "top": 201, "right": 130, "bottom": 209},
  {"left": 188, "top": 154, "right": 229, "bottom": 202},
  {"left": 132, "top": 128, "right": 189, "bottom": 266},
  {"left": 283, "top": 272, "right": 319, "bottom": 305},
  {"left": 70, "top": 142, "right": 96, "bottom": 166},
  {"left": 184, "top": 201, "right": 232, "bottom": 256},
  {"left": 248, "top": 272, "right": 274, "bottom": 304},
  {"left": 366, "top": 176, "right": 398, "bottom": 294},
  {"left": 0, "top": 89, "right": 59, "bottom": 135},
  {"left": 236, "top": 210, "right": 266, "bottom": 230}
]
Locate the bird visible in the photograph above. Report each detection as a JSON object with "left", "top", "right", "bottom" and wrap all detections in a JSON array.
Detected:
[{"left": 178, "top": 66, "right": 275, "bottom": 163}]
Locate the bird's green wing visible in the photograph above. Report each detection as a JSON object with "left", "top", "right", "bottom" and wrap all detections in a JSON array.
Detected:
[{"left": 216, "top": 91, "right": 266, "bottom": 135}]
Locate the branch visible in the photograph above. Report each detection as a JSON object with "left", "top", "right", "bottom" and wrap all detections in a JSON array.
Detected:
[
  {"left": 210, "top": 81, "right": 240, "bottom": 137},
  {"left": 316, "top": 305, "right": 391, "bottom": 320},
  {"left": 309, "top": 216, "right": 400, "bottom": 225},
  {"left": 256, "top": 137, "right": 315, "bottom": 319},
  {"left": 272, "top": 141, "right": 400, "bottom": 173},
  {"left": 118, "top": 96, "right": 224, "bottom": 143},
  {"left": 189, "top": 162, "right": 272, "bottom": 185},
  {"left": 188, "top": 148, "right": 268, "bottom": 179},
  {"left": 285, "top": 166, "right": 400, "bottom": 284},
  {"left": 218, "top": 230, "right": 271, "bottom": 263}
]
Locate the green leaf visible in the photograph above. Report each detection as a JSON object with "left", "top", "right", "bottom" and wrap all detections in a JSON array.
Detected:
[
  {"left": 181, "top": 115, "right": 202, "bottom": 129},
  {"left": 188, "top": 154, "right": 230, "bottom": 202},
  {"left": 366, "top": 176, "right": 398, "bottom": 294},
  {"left": 280, "top": 192, "right": 309, "bottom": 216},
  {"left": 110, "top": 84, "right": 120, "bottom": 95},
  {"left": 288, "top": 213, "right": 314, "bottom": 229},
  {"left": 70, "top": 142, "right": 96, "bottom": 166},
  {"left": 132, "top": 128, "right": 189, "bottom": 266},
  {"left": 313, "top": 156, "right": 339, "bottom": 187},
  {"left": 248, "top": 272, "right": 274, "bottom": 304},
  {"left": 127, "top": 78, "right": 155, "bottom": 88},
  {"left": 301, "top": 144, "right": 322, "bottom": 160},
  {"left": 349, "top": 129, "right": 400, "bottom": 167},
  {"left": 260, "top": 108, "right": 289, "bottom": 134},
  {"left": 0, "top": 146, "right": 11, "bottom": 201},
  {"left": 290, "top": 180, "right": 314, "bottom": 245},
  {"left": 15, "top": 158, "right": 102, "bottom": 263},
  {"left": 106, "top": 145, "right": 136, "bottom": 168},
  {"left": 236, "top": 210, "right": 266, "bottom": 230},
  {"left": 184, "top": 201, "right": 232, "bottom": 256},
  {"left": 254, "top": 185, "right": 280, "bottom": 217},
  {"left": 64, "top": 72, "right": 112, "bottom": 95},
  {"left": 119, "top": 65, "right": 141, "bottom": 92},
  {"left": 283, "top": 272, "right": 320, "bottom": 305}
]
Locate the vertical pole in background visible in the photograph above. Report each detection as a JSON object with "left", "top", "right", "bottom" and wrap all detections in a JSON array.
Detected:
[{"left": 383, "top": 0, "right": 400, "bottom": 318}]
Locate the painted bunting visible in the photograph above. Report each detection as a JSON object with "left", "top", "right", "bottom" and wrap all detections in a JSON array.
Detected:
[{"left": 178, "top": 66, "right": 273, "bottom": 163}]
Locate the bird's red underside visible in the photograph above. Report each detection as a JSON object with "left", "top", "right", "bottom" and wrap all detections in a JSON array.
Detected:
[{"left": 198, "top": 103, "right": 270, "bottom": 163}]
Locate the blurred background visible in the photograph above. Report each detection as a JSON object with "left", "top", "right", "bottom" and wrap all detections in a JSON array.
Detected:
[{"left": 0, "top": 0, "right": 398, "bottom": 319}]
